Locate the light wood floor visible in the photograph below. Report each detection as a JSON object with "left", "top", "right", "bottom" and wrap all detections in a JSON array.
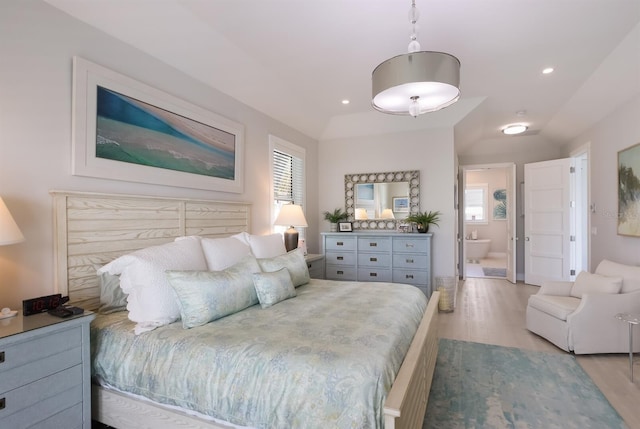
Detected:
[{"left": 438, "top": 277, "right": 640, "bottom": 429}]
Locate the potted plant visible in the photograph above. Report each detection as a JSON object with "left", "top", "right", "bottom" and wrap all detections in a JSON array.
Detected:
[
  {"left": 323, "top": 208, "right": 348, "bottom": 232},
  {"left": 405, "top": 210, "right": 441, "bottom": 233}
]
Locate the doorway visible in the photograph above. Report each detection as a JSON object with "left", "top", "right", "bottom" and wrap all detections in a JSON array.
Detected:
[{"left": 461, "top": 163, "right": 516, "bottom": 282}]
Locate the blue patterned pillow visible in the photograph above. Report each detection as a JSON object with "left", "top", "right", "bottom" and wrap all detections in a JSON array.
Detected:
[
  {"left": 253, "top": 268, "right": 297, "bottom": 308},
  {"left": 258, "top": 248, "right": 310, "bottom": 287},
  {"left": 166, "top": 255, "right": 261, "bottom": 328}
]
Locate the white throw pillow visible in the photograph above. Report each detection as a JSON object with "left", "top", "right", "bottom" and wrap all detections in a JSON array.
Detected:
[
  {"left": 99, "top": 238, "right": 208, "bottom": 334},
  {"left": 246, "top": 233, "right": 287, "bottom": 258},
  {"left": 200, "top": 236, "right": 252, "bottom": 270},
  {"left": 570, "top": 271, "right": 623, "bottom": 298}
]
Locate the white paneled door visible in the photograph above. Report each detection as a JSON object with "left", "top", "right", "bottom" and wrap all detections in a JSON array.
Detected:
[
  {"left": 524, "top": 158, "right": 574, "bottom": 286},
  {"left": 506, "top": 164, "right": 517, "bottom": 283}
]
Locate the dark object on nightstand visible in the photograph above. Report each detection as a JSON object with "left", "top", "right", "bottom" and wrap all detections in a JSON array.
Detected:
[{"left": 48, "top": 305, "right": 84, "bottom": 318}]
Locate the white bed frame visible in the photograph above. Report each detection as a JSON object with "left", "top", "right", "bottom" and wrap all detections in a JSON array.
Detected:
[{"left": 51, "top": 190, "right": 439, "bottom": 429}]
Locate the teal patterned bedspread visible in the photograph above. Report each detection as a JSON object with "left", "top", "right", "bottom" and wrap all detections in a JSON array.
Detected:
[{"left": 91, "top": 279, "right": 428, "bottom": 429}]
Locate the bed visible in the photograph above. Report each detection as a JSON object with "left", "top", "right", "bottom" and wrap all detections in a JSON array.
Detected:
[{"left": 51, "top": 190, "right": 439, "bottom": 429}]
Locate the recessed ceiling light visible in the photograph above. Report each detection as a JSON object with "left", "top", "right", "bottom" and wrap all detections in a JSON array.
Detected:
[
  {"left": 341, "top": 99, "right": 350, "bottom": 105},
  {"left": 542, "top": 67, "right": 554, "bottom": 74},
  {"left": 502, "top": 124, "right": 528, "bottom": 135}
]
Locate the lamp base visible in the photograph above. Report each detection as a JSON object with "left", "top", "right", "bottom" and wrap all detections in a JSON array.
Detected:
[{"left": 284, "top": 227, "right": 299, "bottom": 252}]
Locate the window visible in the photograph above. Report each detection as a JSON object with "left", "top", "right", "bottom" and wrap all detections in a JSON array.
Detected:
[
  {"left": 269, "top": 135, "right": 306, "bottom": 238},
  {"left": 465, "top": 184, "right": 488, "bottom": 224}
]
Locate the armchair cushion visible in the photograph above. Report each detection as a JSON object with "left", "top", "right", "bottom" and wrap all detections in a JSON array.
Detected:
[
  {"left": 570, "top": 271, "right": 622, "bottom": 298},
  {"left": 528, "top": 295, "right": 581, "bottom": 321}
]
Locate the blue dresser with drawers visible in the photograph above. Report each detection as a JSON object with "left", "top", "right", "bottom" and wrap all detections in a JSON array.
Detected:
[{"left": 322, "top": 232, "right": 432, "bottom": 296}]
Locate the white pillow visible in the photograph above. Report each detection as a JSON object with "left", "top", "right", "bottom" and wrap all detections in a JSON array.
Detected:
[
  {"left": 99, "top": 238, "right": 208, "bottom": 334},
  {"left": 570, "top": 271, "right": 623, "bottom": 298},
  {"left": 200, "top": 236, "right": 252, "bottom": 270},
  {"left": 231, "top": 232, "right": 286, "bottom": 258}
]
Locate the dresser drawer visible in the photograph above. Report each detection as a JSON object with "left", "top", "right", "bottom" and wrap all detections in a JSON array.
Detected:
[
  {"left": 325, "top": 252, "right": 356, "bottom": 266},
  {"left": 358, "top": 237, "right": 391, "bottom": 252},
  {"left": 358, "top": 268, "right": 392, "bottom": 282},
  {"left": 358, "top": 253, "right": 391, "bottom": 268},
  {"left": 0, "top": 364, "right": 82, "bottom": 427},
  {"left": 393, "top": 269, "right": 429, "bottom": 285},
  {"left": 393, "top": 237, "right": 430, "bottom": 253},
  {"left": 325, "top": 266, "right": 357, "bottom": 281},
  {"left": 393, "top": 254, "right": 428, "bottom": 270},
  {"left": 325, "top": 236, "right": 356, "bottom": 251}
]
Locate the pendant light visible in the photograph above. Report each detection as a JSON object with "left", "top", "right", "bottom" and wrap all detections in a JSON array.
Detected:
[{"left": 372, "top": 0, "right": 460, "bottom": 117}]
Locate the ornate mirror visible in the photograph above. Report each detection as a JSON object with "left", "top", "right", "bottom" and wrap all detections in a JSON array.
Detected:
[{"left": 344, "top": 170, "right": 420, "bottom": 230}]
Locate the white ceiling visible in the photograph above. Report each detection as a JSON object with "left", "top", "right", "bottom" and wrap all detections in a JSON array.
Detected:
[{"left": 44, "top": 0, "right": 640, "bottom": 148}]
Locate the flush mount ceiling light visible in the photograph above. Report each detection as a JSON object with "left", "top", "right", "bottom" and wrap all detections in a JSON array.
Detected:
[
  {"left": 502, "top": 124, "right": 528, "bottom": 135},
  {"left": 372, "top": 0, "right": 460, "bottom": 118}
]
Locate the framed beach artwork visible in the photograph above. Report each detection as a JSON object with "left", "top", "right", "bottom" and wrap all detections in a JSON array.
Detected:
[
  {"left": 618, "top": 142, "right": 640, "bottom": 236},
  {"left": 492, "top": 188, "right": 507, "bottom": 220},
  {"left": 71, "top": 57, "right": 244, "bottom": 193},
  {"left": 392, "top": 196, "right": 409, "bottom": 213}
]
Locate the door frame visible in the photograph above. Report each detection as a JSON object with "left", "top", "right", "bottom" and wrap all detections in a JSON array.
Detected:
[{"left": 460, "top": 162, "right": 517, "bottom": 282}]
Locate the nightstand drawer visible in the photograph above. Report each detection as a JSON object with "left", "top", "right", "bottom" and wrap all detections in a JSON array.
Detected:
[
  {"left": 393, "top": 269, "right": 429, "bottom": 285},
  {"left": 358, "top": 268, "right": 392, "bottom": 282},
  {"left": 358, "top": 237, "right": 391, "bottom": 252},
  {"left": 358, "top": 253, "right": 391, "bottom": 268},
  {"left": 325, "top": 236, "right": 356, "bottom": 251},
  {"left": 0, "top": 364, "right": 82, "bottom": 427},
  {"left": 0, "top": 325, "right": 81, "bottom": 375},
  {"left": 325, "top": 252, "right": 356, "bottom": 266},
  {"left": 307, "top": 259, "right": 325, "bottom": 279},
  {"left": 325, "top": 266, "right": 357, "bottom": 281}
]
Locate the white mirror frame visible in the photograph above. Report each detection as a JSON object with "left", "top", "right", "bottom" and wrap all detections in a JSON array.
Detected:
[{"left": 345, "top": 170, "right": 420, "bottom": 230}]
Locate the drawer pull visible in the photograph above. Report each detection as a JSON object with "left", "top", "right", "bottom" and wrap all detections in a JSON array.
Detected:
[
  {"left": 0, "top": 351, "right": 4, "bottom": 363},
  {"left": 337, "top": 241, "right": 344, "bottom": 246},
  {"left": 0, "top": 397, "right": 5, "bottom": 410},
  {"left": 406, "top": 258, "right": 414, "bottom": 263},
  {"left": 337, "top": 256, "right": 344, "bottom": 261},
  {"left": 369, "top": 243, "right": 377, "bottom": 247},
  {"left": 406, "top": 274, "right": 414, "bottom": 279},
  {"left": 370, "top": 257, "right": 377, "bottom": 262},
  {"left": 369, "top": 272, "right": 377, "bottom": 277},
  {"left": 337, "top": 270, "right": 344, "bottom": 275},
  {"left": 405, "top": 243, "right": 414, "bottom": 248}
]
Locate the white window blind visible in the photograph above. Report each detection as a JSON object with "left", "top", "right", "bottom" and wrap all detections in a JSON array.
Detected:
[
  {"left": 465, "top": 184, "right": 488, "bottom": 224},
  {"left": 270, "top": 135, "right": 306, "bottom": 238}
]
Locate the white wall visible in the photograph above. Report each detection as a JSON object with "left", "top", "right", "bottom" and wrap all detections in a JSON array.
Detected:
[
  {"left": 565, "top": 94, "right": 640, "bottom": 267},
  {"left": 0, "top": 0, "right": 319, "bottom": 309},
  {"left": 318, "top": 128, "right": 457, "bottom": 280}
]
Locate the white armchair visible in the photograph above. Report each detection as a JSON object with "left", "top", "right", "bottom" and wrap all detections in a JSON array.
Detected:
[{"left": 526, "top": 259, "right": 640, "bottom": 354}]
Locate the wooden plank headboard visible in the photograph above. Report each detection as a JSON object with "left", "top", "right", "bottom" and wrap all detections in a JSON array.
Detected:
[{"left": 51, "top": 191, "right": 251, "bottom": 310}]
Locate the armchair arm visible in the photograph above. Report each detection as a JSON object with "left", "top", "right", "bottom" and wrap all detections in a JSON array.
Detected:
[
  {"left": 566, "top": 290, "right": 640, "bottom": 353},
  {"left": 538, "top": 281, "right": 574, "bottom": 296}
]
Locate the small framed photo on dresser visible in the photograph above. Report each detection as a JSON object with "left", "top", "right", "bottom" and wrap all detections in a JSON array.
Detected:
[{"left": 338, "top": 222, "right": 353, "bottom": 232}]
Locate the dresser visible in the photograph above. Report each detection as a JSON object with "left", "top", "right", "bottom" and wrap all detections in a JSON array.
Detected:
[
  {"left": 322, "top": 232, "right": 432, "bottom": 295},
  {"left": 0, "top": 311, "right": 95, "bottom": 429}
]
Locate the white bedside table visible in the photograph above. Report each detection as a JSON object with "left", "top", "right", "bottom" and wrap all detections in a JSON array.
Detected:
[
  {"left": 305, "top": 254, "right": 325, "bottom": 279},
  {"left": 0, "top": 310, "right": 95, "bottom": 428}
]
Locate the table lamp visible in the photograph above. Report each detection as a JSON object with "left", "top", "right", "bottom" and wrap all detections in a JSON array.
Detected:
[
  {"left": 381, "top": 209, "right": 395, "bottom": 219},
  {"left": 355, "top": 208, "right": 369, "bottom": 220},
  {"left": 274, "top": 204, "right": 308, "bottom": 252},
  {"left": 0, "top": 197, "right": 25, "bottom": 319}
]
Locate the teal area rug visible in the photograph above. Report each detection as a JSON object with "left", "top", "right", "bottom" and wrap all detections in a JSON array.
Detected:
[{"left": 423, "top": 339, "right": 627, "bottom": 429}]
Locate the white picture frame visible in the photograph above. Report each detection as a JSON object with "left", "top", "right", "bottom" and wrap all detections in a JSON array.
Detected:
[{"left": 71, "top": 57, "right": 244, "bottom": 193}]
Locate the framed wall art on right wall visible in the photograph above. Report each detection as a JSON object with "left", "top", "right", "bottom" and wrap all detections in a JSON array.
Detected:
[{"left": 617, "top": 142, "right": 640, "bottom": 236}]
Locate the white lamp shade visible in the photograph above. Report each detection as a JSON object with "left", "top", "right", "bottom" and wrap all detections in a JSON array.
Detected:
[
  {"left": 274, "top": 204, "right": 308, "bottom": 227},
  {"left": 381, "top": 209, "right": 395, "bottom": 219},
  {"left": 355, "top": 208, "right": 369, "bottom": 220},
  {"left": 0, "top": 197, "right": 25, "bottom": 245}
]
